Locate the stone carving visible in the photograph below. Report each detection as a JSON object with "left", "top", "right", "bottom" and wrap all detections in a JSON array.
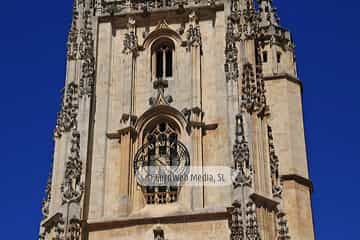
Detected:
[
  {"left": 185, "top": 11, "right": 202, "bottom": 51},
  {"left": 228, "top": 201, "right": 244, "bottom": 240},
  {"left": 182, "top": 106, "right": 203, "bottom": 123},
  {"left": 67, "top": 218, "right": 82, "bottom": 240},
  {"left": 103, "top": 0, "right": 127, "bottom": 16},
  {"left": 241, "top": 63, "right": 266, "bottom": 114},
  {"left": 207, "top": 0, "right": 216, "bottom": 7},
  {"left": 67, "top": 1, "right": 79, "bottom": 60},
  {"left": 79, "top": 10, "right": 95, "bottom": 97},
  {"left": 39, "top": 214, "right": 65, "bottom": 240},
  {"left": 67, "top": 22, "right": 79, "bottom": 60},
  {"left": 153, "top": 226, "right": 165, "bottom": 240},
  {"left": 256, "top": 0, "right": 295, "bottom": 51},
  {"left": 225, "top": 18, "right": 239, "bottom": 82},
  {"left": 258, "top": 0, "right": 280, "bottom": 28},
  {"left": 268, "top": 125, "right": 282, "bottom": 198},
  {"left": 79, "top": 56, "right": 95, "bottom": 98},
  {"left": 61, "top": 129, "right": 84, "bottom": 204},
  {"left": 123, "top": 17, "right": 139, "bottom": 56},
  {"left": 54, "top": 83, "right": 79, "bottom": 138},
  {"left": 41, "top": 173, "right": 52, "bottom": 220},
  {"left": 177, "top": 22, "right": 186, "bottom": 35},
  {"left": 276, "top": 209, "right": 291, "bottom": 240},
  {"left": 66, "top": 3, "right": 96, "bottom": 98},
  {"left": 149, "top": 79, "right": 173, "bottom": 106},
  {"left": 229, "top": 0, "right": 258, "bottom": 41},
  {"left": 245, "top": 200, "right": 261, "bottom": 240},
  {"left": 51, "top": 218, "right": 65, "bottom": 240},
  {"left": 78, "top": 11, "right": 93, "bottom": 59},
  {"left": 94, "top": 0, "right": 103, "bottom": 15},
  {"left": 232, "top": 114, "right": 253, "bottom": 188},
  {"left": 228, "top": 200, "right": 261, "bottom": 240},
  {"left": 98, "top": 0, "right": 216, "bottom": 16},
  {"left": 54, "top": 220, "right": 65, "bottom": 240}
]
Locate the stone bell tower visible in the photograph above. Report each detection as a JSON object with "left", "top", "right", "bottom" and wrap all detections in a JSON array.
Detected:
[{"left": 39, "top": 0, "right": 315, "bottom": 240}]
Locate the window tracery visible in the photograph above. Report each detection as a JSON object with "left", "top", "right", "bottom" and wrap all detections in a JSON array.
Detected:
[
  {"left": 134, "top": 120, "right": 190, "bottom": 205},
  {"left": 144, "top": 122, "right": 178, "bottom": 204}
]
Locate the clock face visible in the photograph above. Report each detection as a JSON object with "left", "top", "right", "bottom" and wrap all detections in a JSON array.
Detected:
[{"left": 134, "top": 122, "right": 190, "bottom": 186}]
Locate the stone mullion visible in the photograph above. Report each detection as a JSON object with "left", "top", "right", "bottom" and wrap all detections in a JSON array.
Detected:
[{"left": 162, "top": 50, "right": 166, "bottom": 79}]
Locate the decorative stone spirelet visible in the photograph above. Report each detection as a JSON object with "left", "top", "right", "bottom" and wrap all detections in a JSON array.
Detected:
[
  {"left": 232, "top": 114, "right": 253, "bottom": 188},
  {"left": 54, "top": 83, "right": 79, "bottom": 138}
]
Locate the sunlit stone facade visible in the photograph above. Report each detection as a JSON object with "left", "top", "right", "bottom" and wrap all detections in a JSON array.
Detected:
[{"left": 39, "top": 1, "right": 315, "bottom": 239}]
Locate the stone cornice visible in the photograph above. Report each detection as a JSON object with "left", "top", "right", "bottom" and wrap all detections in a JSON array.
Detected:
[
  {"left": 263, "top": 73, "right": 303, "bottom": 92},
  {"left": 106, "top": 126, "right": 138, "bottom": 141},
  {"left": 281, "top": 174, "right": 314, "bottom": 193},
  {"left": 87, "top": 208, "right": 228, "bottom": 231},
  {"left": 250, "top": 192, "right": 279, "bottom": 211}
]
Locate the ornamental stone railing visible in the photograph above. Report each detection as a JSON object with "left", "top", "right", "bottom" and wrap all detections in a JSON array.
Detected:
[{"left": 99, "top": 0, "right": 217, "bottom": 16}]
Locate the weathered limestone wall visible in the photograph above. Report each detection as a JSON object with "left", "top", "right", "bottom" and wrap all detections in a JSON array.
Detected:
[
  {"left": 265, "top": 79, "right": 309, "bottom": 178},
  {"left": 201, "top": 10, "right": 233, "bottom": 208},
  {"left": 265, "top": 78, "right": 314, "bottom": 239},
  {"left": 283, "top": 180, "right": 315, "bottom": 240},
  {"left": 88, "top": 219, "right": 229, "bottom": 240},
  {"left": 88, "top": 21, "right": 112, "bottom": 219},
  {"left": 88, "top": 9, "right": 232, "bottom": 221},
  {"left": 83, "top": 5, "right": 314, "bottom": 240}
]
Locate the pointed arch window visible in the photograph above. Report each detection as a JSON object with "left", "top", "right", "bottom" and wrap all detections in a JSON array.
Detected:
[{"left": 152, "top": 39, "right": 174, "bottom": 81}]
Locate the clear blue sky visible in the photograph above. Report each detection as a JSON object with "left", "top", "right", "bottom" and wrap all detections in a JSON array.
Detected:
[{"left": 0, "top": 0, "right": 358, "bottom": 239}]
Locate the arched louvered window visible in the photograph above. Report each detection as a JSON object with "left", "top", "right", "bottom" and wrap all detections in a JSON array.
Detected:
[{"left": 152, "top": 38, "right": 174, "bottom": 81}]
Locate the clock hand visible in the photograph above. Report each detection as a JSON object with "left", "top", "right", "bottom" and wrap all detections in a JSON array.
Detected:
[{"left": 157, "top": 158, "right": 168, "bottom": 166}]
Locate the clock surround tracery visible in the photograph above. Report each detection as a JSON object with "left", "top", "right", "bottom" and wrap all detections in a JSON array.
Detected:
[{"left": 134, "top": 119, "right": 190, "bottom": 205}]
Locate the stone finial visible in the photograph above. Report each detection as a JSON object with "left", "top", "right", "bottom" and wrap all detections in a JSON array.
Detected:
[
  {"left": 54, "top": 83, "right": 79, "bottom": 138},
  {"left": 225, "top": 18, "right": 239, "bottom": 82},
  {"left": 241, "top": 63, "right": 267, "bottom": 114},
  {"left": 229, "top": 0, "right": 258, "bottom": 40},
  {"left": 149, "top": 79, "right": 173, "bottom": 106},
  {"left": 258, "top": 0, "right": 280, "bottom": 27},
  {"left": 232, "top": 114, "right": 253, "bottom": 188},
  {"left": 123, "top": 17, "right": 139, "bottom": 56},
  {"left": 61, "top": 129, "right": 84, "bottom": 204},
  {"left": 277, "top": 209, "right": 291, "bottom": 240},
  {"left": 186, "top": 11, "right": 202, "bottom": 51}
]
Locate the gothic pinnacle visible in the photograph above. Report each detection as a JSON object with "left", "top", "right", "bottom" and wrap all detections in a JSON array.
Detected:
[{"left": 258, "top": 0, "right": 280, "bottom": 27}]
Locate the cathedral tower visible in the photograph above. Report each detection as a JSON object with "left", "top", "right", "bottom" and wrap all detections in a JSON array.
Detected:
[{"left": 39, "top": 0, "right": 315, "bottom": 239}]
